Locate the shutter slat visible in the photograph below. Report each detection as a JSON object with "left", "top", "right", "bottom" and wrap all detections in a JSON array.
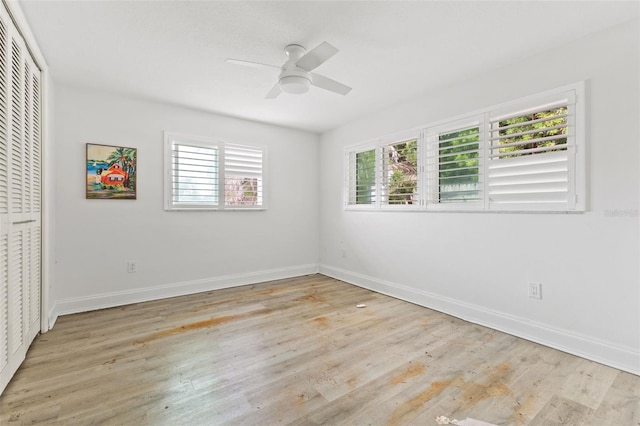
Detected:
[
  {"left": 489, "top": 191, "right": 568, "bottom": 204},
  {"left": 490, "top": 114, "right": 568, "bottom": 133},
  {"left": 490, "top": 122, "right": 567, "bottom": 141},
  {"left": 490, "top": 134, "right": 569, "bottom": 153},
  {"left": 490, "top": 181, "right": 567, "bottom": 195}
]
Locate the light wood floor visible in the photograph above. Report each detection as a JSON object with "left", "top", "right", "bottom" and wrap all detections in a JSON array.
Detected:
[{"left": 1, "top": 274, "right": 638, "bottom": 425}]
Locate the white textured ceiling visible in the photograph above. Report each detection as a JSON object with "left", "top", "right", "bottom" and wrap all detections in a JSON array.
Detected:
[{"left": 19, "top": 1, "right": 639, "bottom": 133}]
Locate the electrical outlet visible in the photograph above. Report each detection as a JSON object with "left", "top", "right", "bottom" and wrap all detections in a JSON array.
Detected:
[
  {"left": 528, "top": 282, "right": 542, "bottom": 299},
  {"left": 127, "top": 261, "right": 137, "bottom": 273}
]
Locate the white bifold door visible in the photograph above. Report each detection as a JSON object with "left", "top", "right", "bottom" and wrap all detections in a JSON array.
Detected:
[{"left": 0, "top": 3, "right": 42, "bottom": 396}]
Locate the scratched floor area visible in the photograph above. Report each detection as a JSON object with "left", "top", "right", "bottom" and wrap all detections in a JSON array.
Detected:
[{"left": 1, "top": 274, "right": 639, "bottom": 425}]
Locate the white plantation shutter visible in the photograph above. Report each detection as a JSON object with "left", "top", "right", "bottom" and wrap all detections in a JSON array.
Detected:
[
  {"left": 425, "top": 118, "right": 484, "bottom": 209},
  {"left": 168, "top": 140, "right": 219, "bottom": 208},
  {"left": 0, "top": 2, "right": 43, "bottom": 395},
  {"left": 347, "top": 147, "right": 377, "bottom": 207},
  {"left": 224, "top": 144, "right": 264, "bottom": 207},
  {"left": 487, "top": 94, "right": 576, "bottom": 211},
  {"left": 381, "top": 138, "right": 419, "bottom": 207},
  {"left": 165, "top": 133, "right": 266, "bottom": 210},
  {"left": 345, "top": 84, "right": 583, "bottom": 213}
]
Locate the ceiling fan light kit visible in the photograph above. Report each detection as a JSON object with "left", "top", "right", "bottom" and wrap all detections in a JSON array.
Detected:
[
  {"left": 226, "top": 41, "right": 352, "bottom": 98},
  {"left": 280, "top": 75, "right": 311, "bottom": 94}
]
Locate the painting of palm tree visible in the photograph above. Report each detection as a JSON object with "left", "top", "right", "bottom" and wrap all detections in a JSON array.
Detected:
[{"left": 86, "top": 143, "right": 137, "bottom": 199}]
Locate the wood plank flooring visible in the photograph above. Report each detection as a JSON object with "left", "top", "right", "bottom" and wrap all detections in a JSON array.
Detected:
[{"left": 1, "top": 274, "right": 638, "bottom": 425}]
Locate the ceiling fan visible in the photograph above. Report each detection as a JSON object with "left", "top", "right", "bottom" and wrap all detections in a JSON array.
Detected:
[{"left": 225, "top": 42, "right": 352, "bottom": 99}]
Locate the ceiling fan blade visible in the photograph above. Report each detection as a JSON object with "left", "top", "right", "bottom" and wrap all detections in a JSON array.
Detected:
[
  {"left": 225, "top": 58, "right": 280, "bottom": 70},
  {"left": 310, "top": 73, "right": 352, "bottom": 96},
  {"left": 295, "top": 42, "right": 338, "bottom": 72},
  {"left": 265, "top": 82, "right": 282, "bottom": 99}
]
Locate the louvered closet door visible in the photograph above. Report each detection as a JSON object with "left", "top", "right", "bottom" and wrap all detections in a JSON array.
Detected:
[{"left": 0, "top": 2, "right": 42, "bottom": 395}]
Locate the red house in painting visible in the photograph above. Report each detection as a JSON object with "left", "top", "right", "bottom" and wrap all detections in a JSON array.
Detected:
[{"left": 100, "top": 163, "right": 128, "bottom": 187}]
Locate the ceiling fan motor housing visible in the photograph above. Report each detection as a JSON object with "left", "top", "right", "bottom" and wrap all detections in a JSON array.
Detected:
[{"left": 279, "top": 44, "right": 311, "bottom": 94}]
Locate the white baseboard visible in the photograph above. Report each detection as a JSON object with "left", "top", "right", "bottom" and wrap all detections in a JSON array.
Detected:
[
  {"left": 48, "top": 304, "right": 58, "bottom": 331},
  {"left": 55, "top": 264, "right": 319, "bottom": 316},
  {"left": 320, "top": 264, "right": 640, "bottom": 376}
]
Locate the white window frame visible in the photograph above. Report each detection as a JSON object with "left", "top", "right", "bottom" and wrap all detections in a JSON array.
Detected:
[
  {"left": 344, "top": 82, "right": 585, "bottom": 213},
  {"left": 164, "top": 132, "right": 267, "bottom": 211}
]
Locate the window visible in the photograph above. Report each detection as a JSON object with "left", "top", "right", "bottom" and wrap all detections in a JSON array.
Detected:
[
  {"left": 224, "top": 144, "right": 263, "bottom": 207},
  {"left": 487, "top": 97, "right": 576, "bottom": 211},
  {"left": 165, "top": 132, "right": 265, "bottom": 210},
  {"left": 382, "top": 138, "right": 419, "bottom": 206},
  {"left": 345, "top": 83, "right": 584, "bottom": 212},
  {"left": 346, "top": 133, "right": 422, "bottom": 209},
  {"left": 425, "top": 119, "right": 483, "bottom": 209},
  {"left": 347, "top": 147, "right": 376, "bottom": 206},
  {"left": 170, "top": 141, "right": 219, "bottom": 207}
]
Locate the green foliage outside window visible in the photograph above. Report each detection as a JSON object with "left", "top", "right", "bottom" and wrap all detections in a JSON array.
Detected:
[
  {"left": 439, "top": 127, "right": 480, "bottom": 202},
  {"left": 497, "top": 107, "right": 568, "bottom": 157},
  {"left": 385, "top": 140, "right": 418, "bottom": 204},
  {"left": 355, "top": 149, "right": 376, "bottom": 204}
]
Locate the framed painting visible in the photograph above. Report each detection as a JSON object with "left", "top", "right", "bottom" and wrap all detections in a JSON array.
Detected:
[{"left": 86, "top": 143, "right": 137, "bottom": 199}]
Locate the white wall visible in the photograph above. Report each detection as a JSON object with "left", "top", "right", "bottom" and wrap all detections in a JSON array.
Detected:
[
  {"left": 319, "top": 19, "right": 640, "bottom": 374},
  {"left": 53, "top": 86, "right": 319, "bottom": 316}
]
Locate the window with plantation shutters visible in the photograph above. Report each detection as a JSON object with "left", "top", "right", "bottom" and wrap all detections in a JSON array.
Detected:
[
  {"left": 347, "top": 147, "right": 376, "bottom": 207},
  {"left": 345, "top": 83, "right": 584, "bottom": 212},
  {"left": 169, "top": 139, "right": 219, "bottom": 208},
  {"left": 381, "top": 138, "right": 419, "bottom": 206},
  {"left": 425, "top": 119, "right": 483, "bottom": 208},
  {"left": 164, "top": 132, "right": 266, "bottom": 211},
  {"left": 487, "top": 94, "right": 576, "bottom": 211},
  {"left": 224, "top": 144, "right": 263, "bottom": 207}
]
